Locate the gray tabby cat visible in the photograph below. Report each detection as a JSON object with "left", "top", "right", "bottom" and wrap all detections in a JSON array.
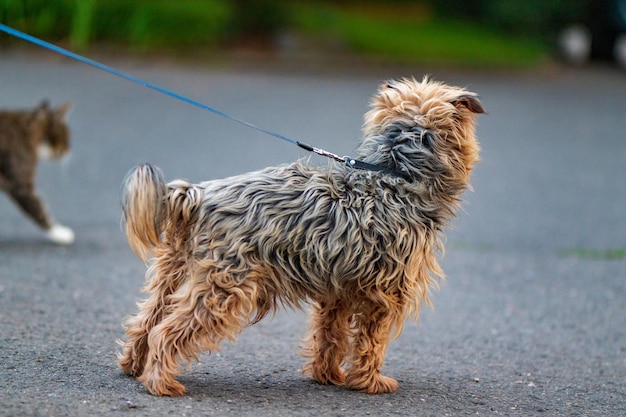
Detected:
[{"left": 0, "top": 100, "right": 74, "bottom": 244}]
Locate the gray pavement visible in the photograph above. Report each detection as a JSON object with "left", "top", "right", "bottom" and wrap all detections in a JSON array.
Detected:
[{"left": 0, "top": 51, "right": 625, "bottom": 416}]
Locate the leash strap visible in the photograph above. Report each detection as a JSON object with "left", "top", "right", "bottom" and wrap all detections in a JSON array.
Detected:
[
  {"left": 0, "top": 23, "right": 299, "bottom": 146},
  {"left": 0, "top": 23, "right": 409, "bottom": 181}
]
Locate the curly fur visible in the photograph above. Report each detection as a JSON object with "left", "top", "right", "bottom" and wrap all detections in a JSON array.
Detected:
[{"left": 118, "top": 76, "right": 484, "bottom": 396}]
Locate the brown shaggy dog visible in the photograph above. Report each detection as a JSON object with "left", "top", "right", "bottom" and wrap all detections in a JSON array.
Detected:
[{"left": 118, "top": 77, "right": 484, "bottom": 396}]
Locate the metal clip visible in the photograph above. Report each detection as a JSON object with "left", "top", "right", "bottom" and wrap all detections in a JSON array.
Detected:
[{"left": 311, "top": 147, "right": 346, "bottom": 164}]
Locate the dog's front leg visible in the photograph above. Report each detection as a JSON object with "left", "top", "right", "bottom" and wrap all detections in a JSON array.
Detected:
[
  {"left": 345, "top": 303, "right": 403, "bottom": 394},
  {"left": 301, "top": 299, "right": 352, "bottom": 386}
]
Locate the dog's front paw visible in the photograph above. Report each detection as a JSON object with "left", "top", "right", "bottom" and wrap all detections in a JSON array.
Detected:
[
  {"left": 138, "top": 368, "right": 186, "bottom": 397},
  {"left": 345, "top": 373, "right": 398, "bottom": 394},
  {"left": 46, "top": 224, "right": 75, "bottom": 245},
  {"left": 303, "top": 362, "right": 346, "bottom": 386}
]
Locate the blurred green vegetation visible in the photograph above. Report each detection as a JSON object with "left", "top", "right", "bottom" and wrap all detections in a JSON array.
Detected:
[
  {"left": 0, "top": 0, "right": 593, "bottom": 67},
  {"left": 293, "top": 4, "right": 546, "bottom": 67},
  {"left": 0, "top": 0, "right": 232, "bottom": 49},
  {"left": 432, "top": 0, "right": 591, "bottom": 35}
]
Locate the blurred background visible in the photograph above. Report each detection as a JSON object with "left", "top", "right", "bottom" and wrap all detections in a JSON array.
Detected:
[
  {"left": 1, "top": 0, "right": 626, "bottom": 69},
  {"left": 1, "top": 2, "right": 625, "bottom": 415}
]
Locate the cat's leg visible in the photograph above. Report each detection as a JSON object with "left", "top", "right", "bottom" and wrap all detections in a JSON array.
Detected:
[
  {"left": 46, "top": 223, "right": 75, "bottom": 245},
  {"left": 7, "top": 183, "right": 74, "bottom": 244}
]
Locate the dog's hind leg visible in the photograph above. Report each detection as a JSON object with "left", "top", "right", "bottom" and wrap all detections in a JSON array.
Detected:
[
  {"left": 345, "top": 303, "right": 404, "bottom": 394},
  {"left": 118, "top": 296, "right": 159, "bottom": 377},
  {"left": 301, "top": 299, "right": 352, "bottom": 386},
  {"left": 138, "top": 271, "right": 261, "bottom": 396},
  {"left": 119, "top": 253, "right": 189, "bottom": 377}
]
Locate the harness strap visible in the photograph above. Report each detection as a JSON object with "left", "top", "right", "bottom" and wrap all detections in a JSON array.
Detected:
[{"left": 346, "top": 158, "right": 411, "bottom": 181}]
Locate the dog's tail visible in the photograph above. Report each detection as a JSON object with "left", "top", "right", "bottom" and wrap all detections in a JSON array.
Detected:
[{"left": 121, "top": 164, "right": 169, "bottom": 261}]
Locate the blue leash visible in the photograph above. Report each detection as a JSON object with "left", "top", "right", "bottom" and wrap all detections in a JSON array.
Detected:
[
  {"left": 0, "top": 23, "right": 409, "bottom": 180},
  {"left": 0, "top": 23, "right": 301, "bottom": 146}
]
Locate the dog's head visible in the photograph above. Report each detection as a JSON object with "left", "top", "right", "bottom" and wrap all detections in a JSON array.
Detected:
[{"left": 358, "top": 77, "right": 484, "bottom": 192}]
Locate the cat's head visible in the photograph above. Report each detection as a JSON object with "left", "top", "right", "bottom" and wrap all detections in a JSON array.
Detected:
[{"left": 34, "top": 100, "right": 71, "bottom": 158}]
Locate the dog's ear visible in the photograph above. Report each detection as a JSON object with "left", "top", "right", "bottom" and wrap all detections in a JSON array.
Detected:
[
  {"left": 381, "top": 80, "right": 396, "bottom": 90},
  {"left": 452, "top": 94, "right": 485, "bottom": 114}
]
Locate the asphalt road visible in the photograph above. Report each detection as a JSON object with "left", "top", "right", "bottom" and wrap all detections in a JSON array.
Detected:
[{"left": 1, "top": 50, "right": 625, "bottom": 416}]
